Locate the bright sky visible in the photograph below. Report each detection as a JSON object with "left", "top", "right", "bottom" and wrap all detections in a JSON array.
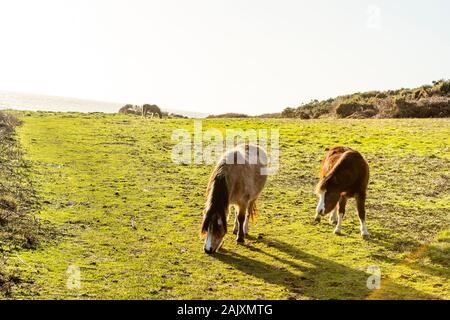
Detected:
[{"left": 0, "top": 0, "right": 449, "bottom": 115}]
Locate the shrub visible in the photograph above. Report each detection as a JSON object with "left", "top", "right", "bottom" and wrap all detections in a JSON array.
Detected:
[
  {"left": 335, "top": 101, "right": 377, "bottom": 118},
  {"left": 432, "top": 80, "right": 450, "bottom": 95},
  {"left": 377, "top": 97, "right": 450, "bottom": 118},
  {"left": 118, "top": 104, "right": 142, "bottom": 115},
  {"left": 295, "top": 110, "right": 310, "bottom": 119},
  {"left": 281, "top": 108, "right": 296, "bottom": 118},
  {"left": 0, "top": 112, "right": 21, "bottom": 132}
]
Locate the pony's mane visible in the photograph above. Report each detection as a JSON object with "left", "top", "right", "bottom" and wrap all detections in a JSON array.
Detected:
[
  {"left": 315, "top": 150, "right": 354, "bottom": 194},
  {"left": 201, "top": 162, "right": 229, "bottom": 237}
]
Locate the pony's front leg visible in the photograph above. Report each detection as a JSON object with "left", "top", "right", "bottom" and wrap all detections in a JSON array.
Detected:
[
  {"left": 314, "top": 212, "right": 321, "bottom": 223},
  {"left": 236, "top": 205, "right": 247, "bottom": 243}
]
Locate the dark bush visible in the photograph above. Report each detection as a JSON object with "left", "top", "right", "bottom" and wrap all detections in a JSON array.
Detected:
[
  {"left": 118, "top": 104, "right": 142, "bottom": 115},
  {"left": 281, "top": 108, "right": 296, "bottom": 118},
  {"left": 296, "top": 110, "right": 311, "bottom": 119},
  {"left": 335, "top": 101, "right": 377, "bottom": 118}
]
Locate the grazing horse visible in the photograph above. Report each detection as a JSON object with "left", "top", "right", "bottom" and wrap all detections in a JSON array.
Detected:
[
  {"left": 201, "top": 144, "right": 268, "bottom": 254},
  {"left": 142, "top": 104, "right": 163, "bottom": 118},
  {"left": 314, "top": 146, "right": 370, "bottom": 239}
]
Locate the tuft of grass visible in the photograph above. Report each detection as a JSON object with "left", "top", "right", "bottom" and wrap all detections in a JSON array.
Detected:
[{"left": 4, "top": 111, "right": 449, "bottom": 299}]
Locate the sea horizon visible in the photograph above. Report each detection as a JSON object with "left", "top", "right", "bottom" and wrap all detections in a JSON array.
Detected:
[{"left": 0, "top": 90, "right": 208, "bottom": 118}]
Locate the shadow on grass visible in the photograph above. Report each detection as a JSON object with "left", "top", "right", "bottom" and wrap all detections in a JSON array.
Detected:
[
  {"left": 367, "top": 203, "right": 445, "bottom": 251},
  {"left": 400, "top": 241, "right": 450, "bottom": 282},
  {"left": 215, "top": 237, "right": 439, "bottom": 300}
]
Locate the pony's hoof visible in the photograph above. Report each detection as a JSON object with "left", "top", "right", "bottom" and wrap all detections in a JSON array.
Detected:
[
  {"left": 333, "top": 228, "right": 342, "bottom": 236},
  {"left": 361, "top": 233, "right": 370, "bottom": 240},
  {"left": 236, "top": 238, "right": 245, "bottom": 244},
  {"left": 313, "top": 217, "right": 321, "bottom": 224}
]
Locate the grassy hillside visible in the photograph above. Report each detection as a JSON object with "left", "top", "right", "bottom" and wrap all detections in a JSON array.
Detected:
[
  {"left": 282, "top": 79, "right": 450, "bottom": 119},
  {"left": 2, "top": 112, "right": 449, "bottom": 299}
]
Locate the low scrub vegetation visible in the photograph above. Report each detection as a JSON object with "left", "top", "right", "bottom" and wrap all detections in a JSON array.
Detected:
[{"left": 282, "top": 80, "right": 450, "bottom": 119}]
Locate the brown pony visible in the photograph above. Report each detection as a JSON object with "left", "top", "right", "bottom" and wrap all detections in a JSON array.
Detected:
[
  {"left": 201, "top": 144, "right": 268, "bottom": 254},
  {"left": 314, "top": 146, "right": 370, "bottom": 239}
]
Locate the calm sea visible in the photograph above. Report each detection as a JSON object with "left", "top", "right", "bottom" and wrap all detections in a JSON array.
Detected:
[{"left": 0, "top": 91, "right": 206, "bottom": 118}]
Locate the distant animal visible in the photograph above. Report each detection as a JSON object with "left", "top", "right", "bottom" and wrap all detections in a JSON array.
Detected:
[
  {"left": 142, "top": 104, "right": 162, "bottom": 118},
  {"left": 314, "top": 146, "right": 370, "bottom": 239},
  {"left": 201, "top": 144, "right": 268, "bottom": 254}
]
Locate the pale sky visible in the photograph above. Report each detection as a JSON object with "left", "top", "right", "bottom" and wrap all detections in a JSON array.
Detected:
[{"left": 0, "top": 0, "right": 449, "bottom": 115}]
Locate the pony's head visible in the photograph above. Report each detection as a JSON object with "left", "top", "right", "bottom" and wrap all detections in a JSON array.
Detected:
[
  {"left": 201, "top": 169, "right": 229, "bottom": 254},
  {"left": 201, "top": 211, "right": 226, "bottom": 254},
  {"left": 315, "top": 175, "right": 340, "bottom": 217}
]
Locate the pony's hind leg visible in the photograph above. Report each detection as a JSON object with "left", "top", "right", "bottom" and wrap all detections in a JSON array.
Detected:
[
  {"left": 334, "top": 196, "right": 347, "bottom": 235},
  {"left": 236, "top": 204, "right": 248, "bottom": 243},
  {"left": 233, "top": 214, "right": 238, "bottom": 235},
  {"left": 232, "top": 206, "right": 239, "bottom": 235},
  {"left": 243, "top": 200, "right": 256, "bottom": 236},
  {"left": 356, "top": 193, "right": 369, "bottom": 239}
]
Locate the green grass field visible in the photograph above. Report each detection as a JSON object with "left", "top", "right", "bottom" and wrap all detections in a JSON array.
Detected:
[{"left": 4, "top": 112, "right": 450, "bottom": 299}]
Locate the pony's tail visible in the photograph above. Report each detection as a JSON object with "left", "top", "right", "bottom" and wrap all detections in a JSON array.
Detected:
[
  {"left": 315, "top": 151, "right": 348, "bottom": 193},
  {"left": 248, "top": 200, "right": 259, "bottom": 223},
  {"left": 200, "top": 168, "right": 229, "bottom": 237}
]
